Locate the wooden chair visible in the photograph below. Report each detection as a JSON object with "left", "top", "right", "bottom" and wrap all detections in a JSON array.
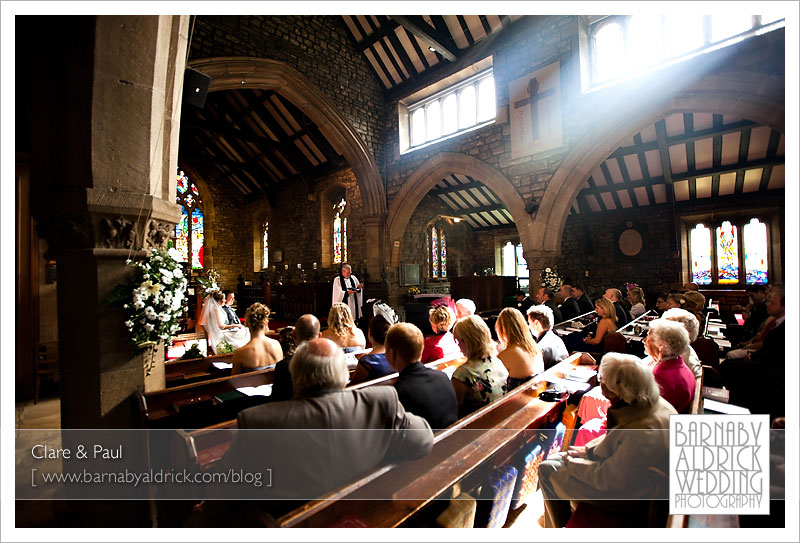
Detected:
[
  {"left": 34, "top": 341, "right": 59, "bottom": 404},
  {"left": 602, "top": 332, "right": 627, "bottom": 354}
]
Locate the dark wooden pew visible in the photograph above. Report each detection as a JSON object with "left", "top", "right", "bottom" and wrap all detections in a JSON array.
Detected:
[
  {"left": 277, "top": 353, "right": 584, "bottom": 528},
  {"left": 178, "top": 352, "right": 469, "bottom": 469},
  {"left": 138, "top": 367, "right": 277, "bottom": 429},
  {"left": 164, "top": 353, "right": 235, "bottom": 387}
]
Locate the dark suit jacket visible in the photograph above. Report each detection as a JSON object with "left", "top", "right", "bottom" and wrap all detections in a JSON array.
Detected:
[
  {"left": 559, "top": 298, "right": 580, "bottom": 322},
  {"left": 545, "top": 300, "right": 563, "bottom": 325},
  {"left": 575, "top": 294, "right": 594, "bottom": 314},
  {"left": 536, "top": 330, "right": 570, "bottom": 369},
  {"left": 744, "top": 301, "right": 769, "bottom": 334},
  {"left": 750, "top": 320, "right": 784, "bottom": 368},
  {"left": 269, "top": 357, "right": 293, "bottom": 402},
  {"left": 394, "top": 362, "right": 458, "bottom": 430},
  {"left": 613, "top": 301, "right": 630, "bottom": 326},
  {"left": 217, "top": 387, "right": 433, "bottom": 503}
]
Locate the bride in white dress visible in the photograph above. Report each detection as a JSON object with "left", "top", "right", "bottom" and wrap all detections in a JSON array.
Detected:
[{"left": 200, "top": 291, "right": 251, "bottom": 354}]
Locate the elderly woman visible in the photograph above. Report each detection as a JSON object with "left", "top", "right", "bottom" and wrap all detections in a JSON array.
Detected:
[
  {"left": 538, "top": 353, "right": 676, "bottom": 528},
  {"left": 644, "top": 319, "right": 696, "bottom": 413},
  {"left": 321, "top": 302, "right": 366, "bottom": 351},
  {"left": 231, "top": 303, "right": 283, "bottom": 375},
  {"left": 659, "top": 308, "right": 703, "bottom": 378},
  {"left": 420, "top": 305, "right": 460, "bottom": 363},
  {"left": 627, "top": 287, "right": 646, "bottom": 318},
  {"left": 455, "top": 298, "right": 476, "bottom": 321},
  {"left": 451, "top": 315, "right": 508, "bottom": 417},
  {"left": 495, "top": 307, "right": 544, "bottom": 389}
]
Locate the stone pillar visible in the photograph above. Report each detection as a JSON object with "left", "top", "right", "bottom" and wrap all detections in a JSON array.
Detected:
[
  {"left": 28, "top": 15, "right": 189, "bottom": 429},
  {"left": 362, "top": 214, "right": 386, "bottom": 283}
]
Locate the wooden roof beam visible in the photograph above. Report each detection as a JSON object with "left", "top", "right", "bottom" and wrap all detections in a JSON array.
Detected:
[{"left": 390, "top": 15, "right": 458, "bottom": 62}]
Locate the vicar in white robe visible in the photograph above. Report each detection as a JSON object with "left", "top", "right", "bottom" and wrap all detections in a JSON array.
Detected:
[{"left": 332, "top": 264, "right": 364, "bottom": 321}]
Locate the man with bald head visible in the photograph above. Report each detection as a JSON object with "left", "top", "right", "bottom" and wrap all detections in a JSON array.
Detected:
[
  {"left": 196, "top": 338, "right": 434, "bottom": 522},
  {"left": 387, "top": 323, "right": 458, "bottom": 430},
  {"left": 603, "top": 288, "right": 631, "bottom": 326},
  {"left": 270, "top": 313, "right": 321, "bottom": 402}
]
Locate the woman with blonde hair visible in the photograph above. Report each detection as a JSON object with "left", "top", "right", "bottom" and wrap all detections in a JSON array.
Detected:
[
  {"left": 627, "top": 287, "right": 646, "bottom": 318},
  {"left": 322, "top": 302, "right": 366, "bottom": 351},
  {"left": 451, "top": 315, "right": 508, "bottom": 417},
  {"left": 495, "top": 307, "right": 544, "bottom": 389},
  {"left": 582, "top": 298, "right": 618, "bottom": 350},
  {"left": 420, "top": 304, "right": 459, "bottom": 363},
  {"left": 231, "top": 303, "right": 283, "bottom": 375}
]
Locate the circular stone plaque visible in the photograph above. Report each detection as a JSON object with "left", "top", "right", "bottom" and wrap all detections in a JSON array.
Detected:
[{"left": 618, "top": 228, "right": 643, "bottom": 257}]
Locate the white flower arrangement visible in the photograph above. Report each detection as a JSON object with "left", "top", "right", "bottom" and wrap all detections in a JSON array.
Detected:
[
  {"left": 541, "top": 267, "right": 564, "bottom": 291},
  {"left": 197, "top": 267, "right": 221, "bottom": 297},
  {"left": 109, "top": 247, "right": 187, "bottom": 375}
]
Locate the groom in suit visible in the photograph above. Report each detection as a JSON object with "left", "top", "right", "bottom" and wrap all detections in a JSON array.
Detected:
[{"left": 222, "top": 290, "right": 242, "bottom": 326}]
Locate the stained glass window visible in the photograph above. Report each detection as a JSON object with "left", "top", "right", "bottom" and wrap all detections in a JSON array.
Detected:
[
  {"left": 425, "top": 231, "right": 430, "bottom": 274},
  {"left": 743, "top": 218, "right": 768, "bottom": 284},
  {"left": 431, "top": 226, "right": 439, "bottom": 278},
  {"left": 440, "top": 230, "right": 447, "bottom": 278},
  {"left": 175, "top": 170, "right": 204, "bottom": 269},
  {"left": 262, "top": 222, "right": 269, "bottom": 269},
  {"left": 716, "top": 221, "right": 739, "bottom": 284},
  {"left": 333, "top": 198, "right": 346, "bottom": 264},
  {"left": 690, "top": 224, "right": 713, "bottom": 285}
]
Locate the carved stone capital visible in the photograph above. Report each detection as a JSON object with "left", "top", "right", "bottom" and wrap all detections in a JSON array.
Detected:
[
  {"left": 144, "top": 219, "right": 173, "bottom": 251},
  {"left": 99, "top": 215, "right": 138, "bottom": 249}
]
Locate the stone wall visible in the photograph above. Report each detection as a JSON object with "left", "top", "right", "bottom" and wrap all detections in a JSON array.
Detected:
[
  {"left": 556, "top": 191, "right": 785, "bottom": 303},
  {"left": 233, "top": 167, "right": 367, "bottom": 286},
  {"left": 198, "top": 168, "right": 252, "bottom": 291}
]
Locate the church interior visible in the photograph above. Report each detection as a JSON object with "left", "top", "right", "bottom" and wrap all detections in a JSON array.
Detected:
[{"left": 10, "top": 9, "right": 793, "bottom": 535}]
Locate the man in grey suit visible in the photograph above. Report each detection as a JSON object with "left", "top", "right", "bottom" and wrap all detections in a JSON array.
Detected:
[{"left": 194, "top": 338, "right": 433, "bottom": 524}]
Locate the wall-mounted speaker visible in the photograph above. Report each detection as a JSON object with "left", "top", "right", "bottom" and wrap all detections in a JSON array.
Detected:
[
  {"left": 183, "top": 68, "right": 211, "bottom": 109},
  {"left": 525, "top": 200, "right": 539, "bottom": 214}
]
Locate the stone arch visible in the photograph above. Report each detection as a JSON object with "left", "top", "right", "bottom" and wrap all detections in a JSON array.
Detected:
[
  {"left": 387, "top": 152, "right": 533, "bottom": 257},
  {"left": 187, "top": 57, "right": 386, "bottom": 217},
  {"left": 177, "top": 162, "right": 218, "bottom": 270},
  {"left": 534, "top": 75, "right": 785, "bottom": 258}
]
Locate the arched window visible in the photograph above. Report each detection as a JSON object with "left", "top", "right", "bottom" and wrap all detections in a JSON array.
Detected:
[
  {"left": 333, "top": 198, "right": 348, "bottom": 265},
  {"left": 262, "top": 221, "right": 269, "bottom": 269},
  {"left": 743, "top": 218, "right": 768, "bottom": 284},
  {"left": 689, "top": 223, "right": 712, "bottom": 285},
  {"left": 175, "top": 170, "right": 204, "bottom": 269},
  {"left": 687, "top": 217, "right": 770, "bottom": 286},
  {"left": 427, "top": 222, "right": 448, "bottom": 279},
  {"left": 716, "top": 221, "right": 739, "bottom": 284}
]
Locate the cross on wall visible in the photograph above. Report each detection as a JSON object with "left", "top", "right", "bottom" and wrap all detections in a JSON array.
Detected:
[{"left": 513, "top": 77, "right": 555, "bottom": 141}]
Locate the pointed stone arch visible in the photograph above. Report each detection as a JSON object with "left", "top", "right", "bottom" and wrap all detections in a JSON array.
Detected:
[
  {"left": 186, "top": 57, "right": 386, "bottom": 217},
  {"left": 534, "top": 74, "right": 785, "bottom": 261},
  {"left": 387, "top": 153, "right": 533, "bottom": 259}
]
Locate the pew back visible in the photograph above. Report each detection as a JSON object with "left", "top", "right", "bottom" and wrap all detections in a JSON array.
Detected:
[{"left": 278, "top": 353, "right": 582, "bottom": 528}]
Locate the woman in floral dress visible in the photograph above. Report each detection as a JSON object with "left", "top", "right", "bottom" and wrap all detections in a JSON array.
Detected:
[{"left": 451, "top": 315, "right": 509, "bottom": 417}]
